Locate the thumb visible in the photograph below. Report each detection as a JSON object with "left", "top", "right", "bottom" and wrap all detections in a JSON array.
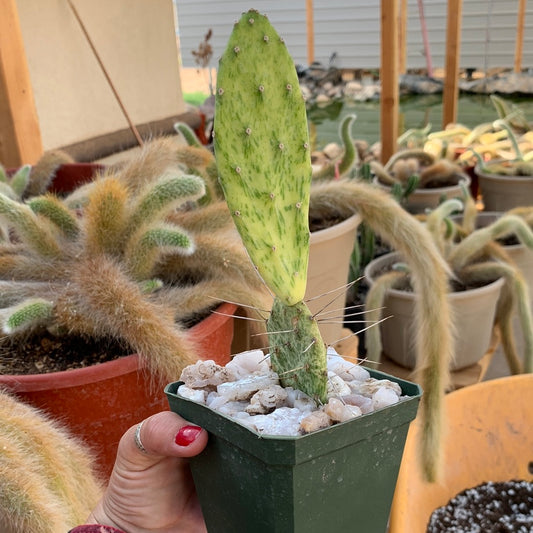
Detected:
[{"left": 117, "top": 411, "right": 208, "bottom": 468}]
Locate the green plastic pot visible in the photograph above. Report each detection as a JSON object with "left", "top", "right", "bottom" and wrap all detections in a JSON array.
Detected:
[{"left": 165, "top": 368, "right": 422, "bottom": 533}]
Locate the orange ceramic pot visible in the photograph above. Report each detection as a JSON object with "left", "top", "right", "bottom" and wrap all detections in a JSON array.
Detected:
[
  {"left": 389, "top": 374, "right": 533, "bottom": 533},
  {"left": 0, "top": 302, "right": 236, "bottom": 478}
]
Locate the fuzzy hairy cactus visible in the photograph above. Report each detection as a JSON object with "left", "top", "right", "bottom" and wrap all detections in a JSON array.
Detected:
[
  {"left": 214, "top": 10, "right": 328, "bottom": 401},
  {"left": 0, "top": 389, "right": 102, "bottom": 532},
  {"left": 0, "top": 139, "right": 271, "bottom": 381}
]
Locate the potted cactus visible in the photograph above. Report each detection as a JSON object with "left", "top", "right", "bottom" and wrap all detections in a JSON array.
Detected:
[
  {"left": 0, "top": 388, "right": 103, "bottom": 532},
  {"left": 370, "top": 149, "right": 471, "bottom": 214},
  {"left": 164, "top": 10, "right": 463, "bottom": 532},
  {"left": 364, "top": 190, "right": 533, "bottom": 377},
  {"left": 3, "top": 149, "right": 104, "bottom": 198},
  {"left": 472, "top": 118, "right": 533, "bottom": 211},
  {"left": 0, "top": 139, "right": 270, "bottom": 477}
]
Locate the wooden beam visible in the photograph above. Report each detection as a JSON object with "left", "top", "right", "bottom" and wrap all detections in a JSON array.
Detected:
[
  {"left": 0, "top": 0, "right": 43, "bottom": 166},
  {"left": 306, "top": 0, "right": 315, "bottom": 65},
  {"left": 442, "top": 0, "right": 462, "bottom": 128},
  {"left": 514, "top": 0, "right": 527, "bottom": 73},
  {"left": 380, "top": 0, "right": 399, "bottom": 164},
  {"left": 398, "top": 0, "right": 408, "bottom": 74}
]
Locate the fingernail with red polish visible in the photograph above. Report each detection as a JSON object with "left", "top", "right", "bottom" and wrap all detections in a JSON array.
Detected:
[{"left": 175, "top": 425, "right": 202, "bottom": 446}]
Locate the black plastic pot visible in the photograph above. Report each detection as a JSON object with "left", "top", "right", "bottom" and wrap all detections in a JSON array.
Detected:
[{"left": 165, "top": 368, "right": 422, "bottom": 533}]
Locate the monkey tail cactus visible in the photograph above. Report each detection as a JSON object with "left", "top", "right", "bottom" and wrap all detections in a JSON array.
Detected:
[{"left": 215, "top": 10, "right": 327, "bottom": 402}]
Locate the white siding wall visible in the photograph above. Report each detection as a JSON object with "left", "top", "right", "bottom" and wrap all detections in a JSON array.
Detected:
[{"left": 175, "top": 0, "right": 533, "bottom": 71}]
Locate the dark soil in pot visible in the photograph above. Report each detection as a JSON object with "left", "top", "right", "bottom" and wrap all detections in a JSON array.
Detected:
[
  {"left": 0, "top": 331, "right": 132, "bottom": 374},
  {"left": 427, "top": 480, "right": 533, "bottom": 532},
  {"left": 0, "top": 305, "right": 218, "bottom": 374}
]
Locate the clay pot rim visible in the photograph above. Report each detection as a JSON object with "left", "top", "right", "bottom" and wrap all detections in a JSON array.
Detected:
[
  {"left": 0, "top": 301, "right": 237, "bottom": 391},
  {"left": 364, "top": 251, "right": 505, "bottom": 300}
]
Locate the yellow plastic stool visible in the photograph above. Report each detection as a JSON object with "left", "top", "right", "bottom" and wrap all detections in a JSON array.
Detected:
[{"left": 389, "top": 374, "right": 533, "bottom": 533}]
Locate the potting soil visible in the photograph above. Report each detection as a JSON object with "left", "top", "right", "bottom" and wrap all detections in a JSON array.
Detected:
[{"left": 427, "top": 480, "right": 533, "bottom": 532}]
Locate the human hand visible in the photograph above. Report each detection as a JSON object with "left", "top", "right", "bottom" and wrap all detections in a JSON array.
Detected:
[{"left": 85, "top": 411, "right": 208, "bottom": 533}]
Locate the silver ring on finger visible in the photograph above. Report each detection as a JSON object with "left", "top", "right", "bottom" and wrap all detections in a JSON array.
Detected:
[{"left": 134, "top": 420, "right": 148, "bottom": 453}]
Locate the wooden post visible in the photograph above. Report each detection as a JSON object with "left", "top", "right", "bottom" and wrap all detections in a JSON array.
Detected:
[
  {"left": 514, "top": 0, "right": 527, "bottom": 73},
  {"left": 442, "top": 0, "right": 462, "bottom": 128},
  {"left": 0, "top": 0, "right": 43, "bottom": 166},
  {"left": 398, "top": 0, "right": 408, "bottom": 74},
  {"left": 381, "top": 0, "right": 399, "bottom": 164},
  {"left": 306, "top": 0, "right": 315, "bottom": 65}
]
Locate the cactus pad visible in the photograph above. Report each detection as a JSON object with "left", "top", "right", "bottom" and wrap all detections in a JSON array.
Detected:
[{"left": 214, "top": 10, "right": 312, "bottom": 306}]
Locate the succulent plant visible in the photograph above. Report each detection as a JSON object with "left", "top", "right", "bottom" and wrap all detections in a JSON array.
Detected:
[
  {"left": 0, "top": 139, "right": 270, "bottom": 381},
  {"left": 471, "top": 118, "right": 533, "bottom": 176},
  {"left": 311, "top": 113, "right": 359, "bottom": 180},
  {"left": 214, "top": 10, "right": 327, "bottom": 402},
  {"left": 214, "top": 9, "right": 455, "bottom": 482},
  {"left": 365, "top": 190, "right": 533, "bottom": 377}
]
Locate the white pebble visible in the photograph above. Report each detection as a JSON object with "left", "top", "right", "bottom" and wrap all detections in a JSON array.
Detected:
[
  {"left": 246, "top": 385, "right": 288, "bottom": 414},
  {"left": 372, "top": 387, "right": 400, "bottom": 410},
  {"left": 216, "top": 400, "right": 250, "bottom": 416},
  {"left": 180, "top": 360, "right": 235, "bottom": 388},
  {"left": 328, "top": 356, "right": 370, "bottom": 382},
  {"left": 177, "top": 385, "right": 207, "bottom": 404},
  {"left": 327, "top": 372, "right": 352, "bottom": 397},
  {"left": 324, "top": 398, "right": 362, "bottom": 422},
  {"left": 341, "top": 393, "right": 374, "bottom": 414},
  {"left": 247, "top": 407, "right": 304, "bottom": 436},
  {"left": 205, "top": 392, "right": 227, "bottom": 409},
  {"left": 226, "top": 349, "right": 270, "bottom": 378},
  {"left": 285, "top": 387, "right": 317, "bottom": 412},
  {"left": 216, "top": 371, "right": 279, "bottom": 401},
  {"left": 300, "top": 409, "right": 332, "bottom": 433},
  {"left": 349, "top": 378, "right": 402, "bottom": 397}
]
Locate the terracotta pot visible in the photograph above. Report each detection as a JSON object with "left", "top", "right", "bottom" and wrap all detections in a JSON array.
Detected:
[
  {"left": 364, "top": 252, "right": 504, "bottom": 370},
  {"left": 389, "top": 374, "right": 533, "bottom": 533},
  {"left": 47, "top": 162, "right": 104, "bottom": 194},
  {"left": 8, "top": 162, "right": 103, "bottom": 195},
  {"left": 306, "top": 214, "right": 361, "bottom": 345},
  {"left": 373, "top": 173, "right": 471, "bottom": 215},
  {"left": 0, "top": 302, "right": 236, "bottom": 479},
  {"left": 475, "top": 163, "right": 533, "bottom": 211}
]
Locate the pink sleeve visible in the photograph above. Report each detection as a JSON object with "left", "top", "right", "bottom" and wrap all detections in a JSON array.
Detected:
[{"left": 69, "top": 525, "right": 126, "bottom": 533}]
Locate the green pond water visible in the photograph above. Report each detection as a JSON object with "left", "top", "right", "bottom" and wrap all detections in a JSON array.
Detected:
[
  {"left": 184, "top": 92, "right": 533, "bottom": 150},
  {"left": 307, "top": 93, "right": 533, "bottom": 150}
]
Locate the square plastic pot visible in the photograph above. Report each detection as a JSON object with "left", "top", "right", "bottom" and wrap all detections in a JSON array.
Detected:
[{"left": 165, "top": 368, "right": 421, "bottom": 533}]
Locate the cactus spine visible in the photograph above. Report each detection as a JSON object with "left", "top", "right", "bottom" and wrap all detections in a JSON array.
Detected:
[{"left": 215, "top": 10, "right": 327, "bottom": 402}]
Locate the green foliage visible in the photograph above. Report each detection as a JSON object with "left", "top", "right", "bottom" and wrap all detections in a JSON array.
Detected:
[
  {"left": 3, "top": 298, "right": 54, "bottom": 334},
  {"left": 312, "top": 114, "right": 358, "bottom": 180}
]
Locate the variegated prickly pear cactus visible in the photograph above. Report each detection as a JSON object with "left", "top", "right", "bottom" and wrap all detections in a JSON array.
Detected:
[
  {"left": 215, "top": 10, "right": 327, "bottom": 402},
  {"left": 215, "top": 9, "right": 311, "bottom": 307}
]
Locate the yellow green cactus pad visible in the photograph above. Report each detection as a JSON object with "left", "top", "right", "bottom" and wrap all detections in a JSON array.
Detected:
[{"left": 214, "top": 10, "right": 312, "bottom": 306}]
